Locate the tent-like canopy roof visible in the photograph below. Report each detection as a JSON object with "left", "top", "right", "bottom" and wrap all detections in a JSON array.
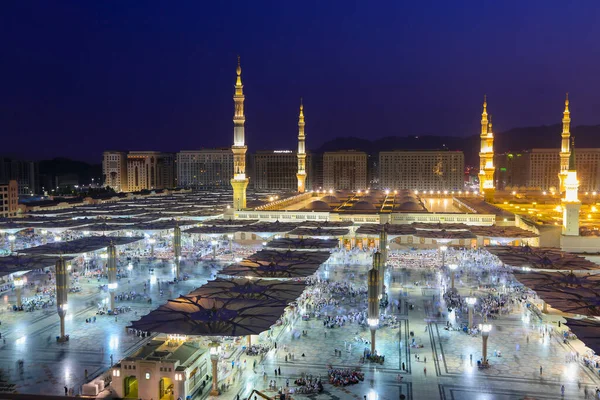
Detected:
[
  {"left": 184, "top": 226, "right": 243, "bottom": 235},
  {"left": 486, "top": 246, "right": 600, "bottom": 271},
  {"left": 514, "top": 271, "right": 600, "bottom": 317},
  {"left": 0, "top": 254, "right": 75, "bottom": 277},
  {"left": 17, "top": 236, "right": 144, "bottom": 256},
  {"left": 288, "top": 227, "right": 349, "bottom": 237},
  {"left": 220, "top": 250, "right": 329, "bottom": 278},
  {"left": 128, "top": 296, "right": 288, "bottom": 336},
  {"left": 71, "top": 223, "right": 135, "bottom": 233},
  {"left": 128, "top": 220, "right": 197, "bottom": 231},
  {"left": 188, "top": 278, "right": 306, "bottom": 304},
  {"left": 266, "top": 238, "right": 339, "bottom": 251},
  {"left": 246, "top": 249, "right": 331, "bottom": 265}
]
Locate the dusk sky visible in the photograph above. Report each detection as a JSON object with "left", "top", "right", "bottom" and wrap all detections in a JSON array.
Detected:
[{"left": 1, "top": 1, "right": 599, "bottom": 162}]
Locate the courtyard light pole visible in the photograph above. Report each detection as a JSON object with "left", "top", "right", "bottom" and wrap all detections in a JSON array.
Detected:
[
  {"left": 107, "top": 242, "right": 118, "bottom": 311},
  {"left": 173, "top": 225, "right": 181, "bottom": 279},
  {"left": 479, "top": 324, "right": 492, "bottom": 365},
  {"left": 466, "top": 297, "right": 476, "bottom": 328},
  {"left": 56, "top": 257, "right": 69, "bottom": 342}
]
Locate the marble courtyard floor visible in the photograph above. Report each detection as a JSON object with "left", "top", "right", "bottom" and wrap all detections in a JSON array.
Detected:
[{"left": 0, "top": 253, "right": 599, "bottom": 399}]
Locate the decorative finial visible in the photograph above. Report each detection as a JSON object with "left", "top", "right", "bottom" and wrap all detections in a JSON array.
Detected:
[
  {"left": 236, "top": 56, "right": 241, "bottom": 76},
  {"left": 565, "top": 92, "right": 569, "bottom": 110},
  {"left": 484, "top": 94, "right": 487, "bottom": 107},
  {"left": 300, "top": 97, "right": 303, "bottom": 111}
]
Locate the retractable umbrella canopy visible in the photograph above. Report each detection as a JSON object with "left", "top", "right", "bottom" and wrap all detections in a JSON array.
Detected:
[
  {"left": 266, "top": 238, "right": 339, "bottom": 251},
  {"left": 0, "top": 254, "right": 75, "bottom": 277},
  {"left": 128, "top": 296, "right": 288, "bottom": 336},
  {"left": 188, "top": 278, "right": 306, "bottom": 304},
  {"left": 17, "top": 236, "right": 144, "bottom": 256},
  {"left": 486, "top": 246, "right": 600, "bottom": 271}
]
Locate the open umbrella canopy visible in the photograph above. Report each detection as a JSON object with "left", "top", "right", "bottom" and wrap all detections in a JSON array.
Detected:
[
  {"left": 184, "top": 226, "right": 242, "bottom": 235},
  {"left": 412, "top": 229, "right": 477, "bottom": 240},
  {"left": 355, "top": 224, "right": 417, "bottom": 236},
  {"left": 514, "top": 271, "right": 600, "bottom": 317},
  {"left": 128, "top": 296, "right": 288, "bottom": 336},
  {"left": 266, "top": 238, "right": 339, "bottom": 251},
  {"left": 16, "top": 236, "right": 144, "bottom": 256},
  {"left": 0, "top": 254, "right": 75, "bottom": 277},
  {"left": 486, "top": 246, "right": 600, "bottom": 271},
  {"left": 564, "top": 318, "right": 600, "bottom": 355},
  {"left": 468, "top": 225, "right": 539, "bottom": 239},
  {"left": 411, "top": 222, "right": 471, "bottom": 231},
  {"left": 129, "top": 220, "right": 196, "bottom": 231},
  {"left": 188, "top": 278, "right": 306, "bottom": 304},
  {"left": 201, "top": 219, "right": 259, "bottom": 226},
  {"left": 296, "top": 221, "right": 354, "bottom": 228},
  {"left": 220, "top": 250, "right": 329, "bottom": 278},
  {"left": 240, "top": 221, "right": 299, "bottom": 234},
  {"left": 287, "top": 227, "right": 350, "bottom": 237},
  {"left": 71, "top": 223, "right": 136, "bottom": 233}
]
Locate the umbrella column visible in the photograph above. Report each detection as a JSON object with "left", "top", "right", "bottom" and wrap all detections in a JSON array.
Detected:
[
  {"left": 56, "top": 258, "right": 69, "bottom": 342},
  {"left": 448, "top": 264, "right": 458, "bottom": 291},
  {"left": 367, "top": 261, "right": 380, "bottom": 355},
  {"left": 14, "top": 277, "right": 24, "bottom": 309},
  {"left": 479, "top": 324, "right": 492, "bottom": 365},
  {"left": 466, "top": 297, "right": 476, "bottom": 328},
  {"left": 174, "top": 226, "right": 181, "bottom": 279},
  {"left": 379, "top": 230, "right": 388, "bottom": 265},
  {"left": 148, "top": 238, "right": 156, "bottom": 258},
  {"left": 107, "top": 243, "right": 118, "bottom": 311},
  {"left": 373, "top": 251, "right": 385, "bottom": 301},
  {"left": 209, "top": 342, "right": 221, "bottom": 396}
]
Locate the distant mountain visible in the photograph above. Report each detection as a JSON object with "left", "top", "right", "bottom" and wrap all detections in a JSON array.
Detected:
[{"left": 314, "top": 124, "right": 600, "bottom": 166}]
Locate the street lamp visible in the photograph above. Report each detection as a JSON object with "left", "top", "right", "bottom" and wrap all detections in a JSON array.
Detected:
[
  {"left": 466, "top": 297, "right": 476, "bottom": 328},
  {"left": 479, "top": 324, "right": 492, "bottom": 365},
  {"left": 8, "top": 235, "right": 16, "bottom": 252},
  {"left": 448, "top": 264, "right": 458, "bottom": 291}
]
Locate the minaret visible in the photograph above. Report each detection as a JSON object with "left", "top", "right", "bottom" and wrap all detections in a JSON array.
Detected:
[
  {"left": 478, "top": 96, "right": 495, "bottom": 202},
  {"left": 558, "top": 93, "right": 571, "bottom": 193},
  {"left": 231, "top": 56, "right": 249, "bottom": 210},
  {"left": 296, "top": 98, "right": 307, "bottom": 193},
  {"left": 562, "top": 137, "right": 580, "bottom": 236}
]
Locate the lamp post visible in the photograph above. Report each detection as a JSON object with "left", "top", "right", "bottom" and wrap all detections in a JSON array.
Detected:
[
  {"left": 373, "top": 251, "right": 385, "bottom": 300},
  {"left": 368, "top": 263, "right": 380, "bottom": 355},
  {"left": 107, "top": 242, "right": 118, "bottom": 311},
  {"left": 479, "top": 324, "right": 492, "bottom": 365},
  {"left": 8, "top": 235, "right": 16, "bottom": 252},
  {"left": 173, "top": 226, "right": 181, "bottom": 279},
  {"left": 14, "top": 277, "right": 24, "bottom": 308},
  {"left": 148, "top": 238, "right": 156, "bottom": 258},
  {"left": 379, "top": 229, "right": 388, "bottom": 265},
  {"left": 439, "top": 245, "right": 448, "bottom": 267},
  {"left": 209, "top": 342, "right": 222, "bottom": 396},
  {"left": 448, "top": 264, "right": 458, "bottom": 291},
  {"left": 466, "top": 297, "right": 476, "bottom": 328},
  {"left": 228, "top": 234, "right": 234, "bottom": 259},
  {"left": 56, "top": 258, "right": 69, "bottom": 341}
]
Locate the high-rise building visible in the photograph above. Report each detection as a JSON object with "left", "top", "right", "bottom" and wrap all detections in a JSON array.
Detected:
[
  {"left": 177, "top": 149, "right": 233, "bottom": 189},
  {"left": 310, "top": 153, "right": 323, "bottom": 190},
  {"left": 126, "top": 151, "right": 175, "bottom": 191},
  {"left": 323, "top": 151, "right": 367, "bottom": 190},
  {"left": 253, "top": 151, "right": 311, "bottom": 191},
  {"left": 558, "top": 94, "right": 571, "bottom": 193},
  {"left": 494, "top": 152, "right": 529, "bottom": 190},
  {"left": 0, "top": 180, "right": 18, "bottom": 217},
  {"left": 478, "top": 96, "right": 495, "bottom": 201},
  {"left": 102, "top": 151, "right": 128, "bottom": 192},
  {"left": 379, "top": 151, "right": 464, "bottom": 191},
  {"left": 230, "top": 57, "right": 249, "bottom": 210},
  {"left": 0, "top": 158, "right": 39, "bottom": 196}
]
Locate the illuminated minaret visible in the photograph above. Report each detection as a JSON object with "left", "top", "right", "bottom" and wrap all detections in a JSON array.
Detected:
[
  {"left": 562, "top": 137, "right": 580, "bottom": 236},
  {"left": 478, "top": 95, "right": 495, "bottom": 202},
  {"left": 558, "top": 93, "right": 571, "bottom": 193},
  {"left": 296, "top": 98, "right": 307, "bottom": 193},
  {"left": 231, "top": 56, "right": 249, "bottom": 210}
]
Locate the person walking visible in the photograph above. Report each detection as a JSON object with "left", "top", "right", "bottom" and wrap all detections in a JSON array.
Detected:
[
  {"left": 540, "top": 365, "right": 543, "bottom": 376},
  {"left": 561, "top": 384, "right": 565, "bottom": 397}
]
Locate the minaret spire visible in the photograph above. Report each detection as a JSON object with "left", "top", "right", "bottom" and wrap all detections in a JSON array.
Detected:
[
  {"left": 231, "top": 56, "right": 249, "bottom": 210},
  {"left": 478, "top": 95, "right": 495, "bottom": 202},
  {"left": 562, "top": 135, "right": 580, "bottom": 236},
  {"left": 297, "top": 98, "right": 307, "bottom": 193},
  {"left": 558, "top": 92, "right": 571, "bottom": 193}
]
